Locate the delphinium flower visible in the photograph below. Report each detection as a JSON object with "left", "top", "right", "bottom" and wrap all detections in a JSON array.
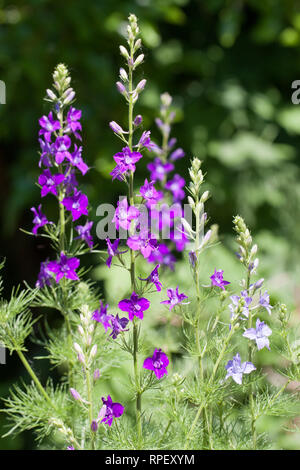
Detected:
[
  {"left": 39, "top": 111, "right": 60, "bottom": 142},
  {"left": 143, "top": 348, "right": 169, "bottom": 379},
  {"left": 47, "top": 252, "right": 80, "bottom": 283},
  {"left": 67, "top": 144, "right": 89, "bottom": 175},
  {"left": 35, "top": 261, "right": 52, "bottom": 288},
  {"left": 147, "top": 158, "right": 174, "bottom": 182},
  {"left": 38, "top": 169, "right": 65, "bottom": 197},
  {"left": 225, "top": 353, "right": 256, "bottom": 385},
  {"left": 243, "top": 319, "right": 272, "bottom": 350},
  {"left": 161, "top": 286, "right": 188, "bottom": 310},
  {"left": 109, "top": 314, "right": 129, "bottom": 339},
  {"left": 210, "top": 269, "right": 231, "bottom": 290},
  {"left": 105, "top": 238, "right": 127, "bottom": 268},
  {"left": 118, "top": 291, "right": 150, "bottom": 321},
  {"left": 61, "top": 190, "right": 89, "bottom": 221},
  {"left": 259, "top": 291, "right": 273, "bottom": 315},
  {"left": 112, "top": 146, "right": 142, "bottom": 174},
  {"left": 54, "top": 135, "right": 72, "bottom": 164},
  {"left": 165, "top": 174, "right": 185, "bottom": 202},
  {"left": 138, "top": 178, "right": 163, "bottom": 207},
  {"left": 92, "top": 301, "right": 113, "bottom": 332},
  {"left": 127, "top": 231, "right": 158, "bottom": 259},
  {"left": 148, "top": 243, "right": 176, "bottom": 271},
  {"left": 139, "top": 265, "right": 162, "bottom": 292},
  {"left": 31, "top": 204, "right": 50, "bottom": 234},
  {"left": 98, "top": 395, "right": 124, "bottom": 426},
  {"left": 112, "top": 197, "right": 140, "bottom": 231},
  {"left": 75, "top": 221, "right": 94, "bottom": 249},
  {"left": 229, "top": 291, "right": 253, "bottom": 320},
  {"left": 66, "top": 106, "right": 82, "bottom": 139}
]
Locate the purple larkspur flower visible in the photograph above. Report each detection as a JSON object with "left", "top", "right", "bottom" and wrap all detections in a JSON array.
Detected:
[
  {"left": 143, "top": 348, "right": 169, "bottom": 379},
  {"left": 67, "top": 446, "right": 75, "bottom": 450},
  {"left": 64, "top": 169, "right": 79, "bottom": 195},
  {"left": 147, "top": 158, "right": 174, "bottom": 182},
  {"left": 31, "top": 204, "right": 49, "bottom": 235},
  {"left": 161, "top": 286, "right": 188, "bottom": 310},
  {"left": 169, "top": 147, "right": 185, "bottom": 162},
  {"left": 165, "top": 174, "right": 185, "bottom": 202},
  {"left": 118, "top": 291, "right": 150, "bottom": 321},
  {"left": 229, "top": 291, "right": 252, "bottom": 320},
  {"left": 35, "top": 261, "right": 52, "bottom": 288},
  {"left": 38, "top": 169, "right": 65, "bottom": 197},
  {"left": 54, "top": 135, "right": 72, "bottom": 164},
  {"left": 67, "top": 144, "right": 89, "bottom": 175},
  {"left": 148, "top": 243, "right": 176, "bottom": 271},
  {"left": 225, "top": 353, "right": 256, "bottom": 385},
  {"left": 109, "top": 314, "right": 129, "bottom": 339},
  {"left": 243, "top": 318, "right": 272, "bottom": 350},
  {"left": 137, "top": 131, "right": 156, "bottom": 151},
  {"left": 75, "top": 221, "right": 93, "bottom": 249},
  {"left": 38, "top": 138, "right": 54, "bottom": 167},
  {"left": 171, "top": 224, "right": 189, "bottom": 252},
  {"left": 110, "top": 162, "right": 128, "bottom": 181},
  {"left": 127, "top": 232, "right": 158, "bottom": 259},
  {"left": 47, "top": 252, "right": 80, "bottom": 283},
  {"left": 39, "top": 111, "right": 60, "bottom": 142},
  {"left": 112, "top": 198, "right": 140, "bottom": 231},
  {"left": 139, "top": 265, "right": 162, "bottom": 292},
  {"left": 138, "top": 179, "right": 163, "bottom": 206},
  {"left": 210, "top": 269, "right": 231, "bottom": 290},
  {"left": 113, "top": 146, "right": 142, "bottom": 173},
  {"left": 150, "top": 203, "right": 181, "bottom": 231},
  {"left": 92, "top": 301, "right": 112, "bottom": 332},
  {"left": 61, "top": 190, "right": 89, "bottom": 221},
  {"left": 259, "top": 291, "right": 273, "bottom": 315},
  {"left": 66, "top": 107, "right": 82, "bottom": 140},
  {"left": 105, "top": 238, "right": 127, "bottom": 268},
  {"left": 99, "top": 395, "right": 124, "bottom": 427}
]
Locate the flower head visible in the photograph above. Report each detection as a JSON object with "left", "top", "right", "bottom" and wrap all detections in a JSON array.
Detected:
[
  {"left": 99, "top": 395, "right": 124, "bottom": 427},
  {"left": 225, "top": 353, "right": 256, "bottom": 384},
  {"left": 47, "top": 252, "right": 80, "bottom": 283},
  {"left": 139, "top": 265, "right": 162, "bottom": 292},
  {"left": 165, "top": 174, "right": 185, "bottom": 202},
  {"left": 127, "top": 232, "right": 158, "bottom": 259},
  {"left": 38, "top": 169, "right": 65, "bottom": 197},
  {"left": 35, "top": 261, "right": 52, "bottom": 288},
  {"left": 54, "top": 135, "right": 72, "bottom": 164},
  {"left": 105, "top": 238, "right": 127, "bottom": 268},
  {"left": 143, "top": 348, "right": 169, "bottom": 379},
  {"left": 75, "top": 221, "right": 93, "bottom": 249},
  {"left": 259, "top": 291, "right": 273, "bottom": 315},
  {"left": 66, "top": 107, "right": 82, "bottom": 140},
  {"left": 210, "top": 269, "right": 231, "bottom": 290},
  {"left": 92, "top": 301, "right": 112, "bottom": 332},
  {"left": 31, "top": 204, "right": 49, "bottom": 235},
  {"left": 113, "top": 146, "right": 142, "bottom": 173},
  {"left": 243, "top": 319, "right": 272, "bottom": 350},
  {"left": 138, "top": 179, "right": 163, "bottom": 206},
  {"left": 67, "top": 144, "right": 89, "bottom": 175},
  {"left": 39, "top": 111, "right": 60, "bottom": 142},
  {"left": 112, "top": 198, "right": 140, "bottom": 231},
  {"left": 148, "top": 243, "right": 176, "bottom": 271},
  {"left": 109, "top": 314, "right": 129, "bottom": 339},
  {"left": 147, "top": 158, "right": 174, "bottom": 182},
  {"left": 161, "top": 286, "right": 188, "bottom": 310},
  {"left": 118, "top": 291, "right": 150, "bottom": 321},
  {"left": 61, "top": 190, "right": 89, "bottom": 221}
]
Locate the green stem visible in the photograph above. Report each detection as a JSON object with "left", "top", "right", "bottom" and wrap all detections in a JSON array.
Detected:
[
  {"left": 85, "top": 363, "right": 95, "bottom": 450},
  {"left": 246, "top": 270, "right": 256, "bottom": 449}
]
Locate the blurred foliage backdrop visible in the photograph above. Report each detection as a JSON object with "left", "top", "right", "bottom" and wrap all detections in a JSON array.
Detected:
[{"left": 0, "top": 0, "right": 300, "bottom": 449}]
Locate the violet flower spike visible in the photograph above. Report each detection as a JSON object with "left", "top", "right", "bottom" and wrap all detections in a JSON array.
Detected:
[
  {"left": 243, "top": 318, "right": 272, "bottom": 350},
  {"left": 118, "top": 291, "right": 150, "bottom": 321},
  {"left": 225, "top": 353, "right": 256, "bottom": 385},
  {"left": 160, "top": 286, "right": 188, "bottom": 310},
  {"left": 143, "top": 348, "right": 169, "bottom": 379}
]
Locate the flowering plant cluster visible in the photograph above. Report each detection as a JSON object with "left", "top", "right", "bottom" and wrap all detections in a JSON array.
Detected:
[{"left": 0, "top": 14, "right": 300, "bottom": 451}]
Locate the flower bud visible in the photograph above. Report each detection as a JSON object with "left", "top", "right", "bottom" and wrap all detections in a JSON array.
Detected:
[
  {"left": 160, "top": 92, "right": 172, "bottom": 107},
  {"left": 119, "top": 68, "right": 128, "bottom": 82},
  {"left": 134, "top": 114, "right": 142, "bottom": 126},
  {"left": 73, "top": 342, "right": 83, "bottom": 355},
  {"left": 93, "top": 369, "right": 101, "bottom": 381},
  {"left": 91, "top": 420, "right": 98, "bottom": 432},
  {"left": 90, "top": 344, "right": 97, "bottom": 358},
  {"left": 119, "top": 45, "right": 129, "bottom": 59},
  {"left": 133, "top": 54, "right": 144, "bottom": 68},
  {"left": 136, "top": 79, "right": 146, "bottom": 93},
  {"left": 109, "top": 121, "right": 125, "bottom": 135},
  {"left": 70, "top": 388, "right": 82, "bottom": 401},
  {"left": 46, "top": 89, "right": 57, "bottom": 101}
]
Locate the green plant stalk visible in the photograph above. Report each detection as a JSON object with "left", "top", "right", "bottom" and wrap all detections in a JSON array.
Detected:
[
  {"left": 246, "top": 270, "right": 256, "bottom": 449},
  {"left": 184, "top": 322, "right": 235, "bottom": 449},
  {"left": 85, "top": 361, "right": 95, "bottom": 450},
  {"left": 128, "top": 57, "right": 142, "bottom": 448}
]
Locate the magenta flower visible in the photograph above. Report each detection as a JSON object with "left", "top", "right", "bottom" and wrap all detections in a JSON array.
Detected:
[
  {"left": 99, "top": 395, "right": 124, "bottom": 427},
  {"left": 109, "top": 314, "right": 129, "bottom": 339},
  {"left": 38, "top": 138, "right": 54, "bottom": 167},
  {"left": 47, "top": 252, "right": 80, "bottom": 283},
  {"left": 165, "top": 174, "right": 185, "bottom": 202},
  {"left": 112, "top": 198, "right": 140, "bottom": 231},
  {"left": 61, "top": 190, "right": 89, "bottom": 221},
  {"left": 161, "top": 286, "right": 188, "bottom": 310},
  {"left": 210, "top": 269, "right": 231, "bottom": 290},
  {"left": 139, "top": 265, "right": 162, "bottom": 292},
  {"left": 110, "top": 163, "right": 128, "bottom": 181},
  {"left": 67, "top": 144, "right": 89, "bottom": 175},
  {"left": 38, "top": 169, "right": 65, "bottom": 197},
  {"left": 225, "top": 353, "right": 256, "bottom": 385},
  {"left": 143, "top": 349, "right": 169, "bottom": 379},
  {"left": 75, "top": 221, "right": 93, "bottom": 249},
  {"left": 127, "top": 232, "right": 158, "bottom": 259},
  {"left": 106, "top": 238, "right": 127, "bottom": 268},
  {"left": 35, "top": 261, "right": 52, "bottom": 288},
  {"left": 137, "top": 131, "right": 156, "bottom": 151},
  {"left": 66, "top": 107, "right": 82, "bottom": 140},
  {"left": 39, "top": 111, "right": 60, "bottom": 142},
  {"left": 64, "top": 170, "right": 78, "bottom": 195},
  {"left": 31, "top": 204, "right": 49, "bottom": 235},
  {"left": 243, "top": 319, "right": 272, "bottom": 350},
  {"left": 118, "top": 291, "right": 150, "bottom": 321},
  {"left": 138, "top": 179, "right": 163, "bottom": 206},
  {"left": 148, "top": 243, "right": 176, "bottom": 271},
  {"left": 54, "top": 135, "right": 72, "bottom": 164},
  {"left": 171, "top": 225, "right": 189, "bottom": 252},
  {"left": 92, "top": 301, "right": 112, "bottom": 332},
  {"left": 113, "top": 146, "right": 142, "bottom": 173},
  {"left": 147, "top": 158, "right": 174, "bottom": 182}
]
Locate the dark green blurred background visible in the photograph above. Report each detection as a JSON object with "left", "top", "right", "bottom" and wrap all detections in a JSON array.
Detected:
[{"left": 1, "top": 0, "right": 300, "bottom": 449}]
